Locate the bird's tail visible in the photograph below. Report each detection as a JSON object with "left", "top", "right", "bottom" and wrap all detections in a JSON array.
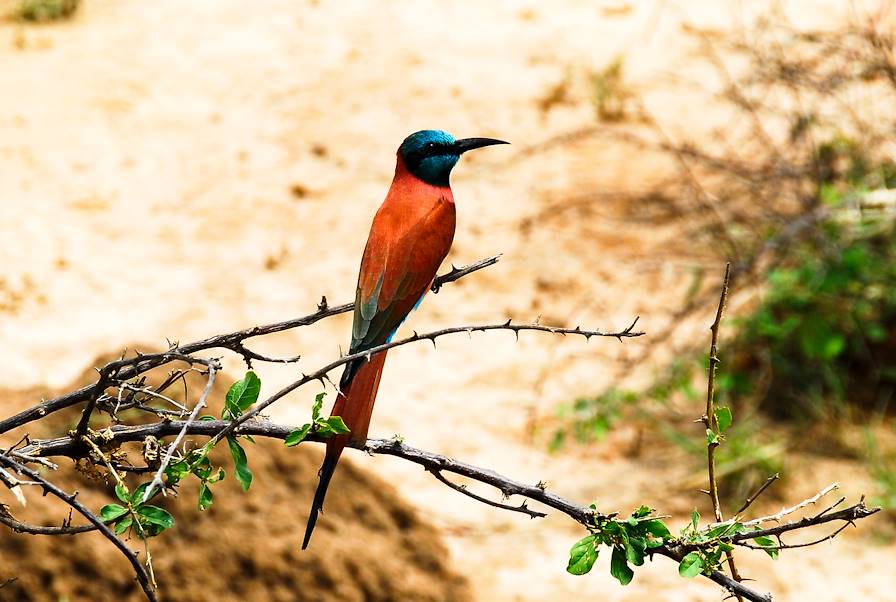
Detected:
[{"left": 302, "top": 350, "right": 388, "bottom": 549}]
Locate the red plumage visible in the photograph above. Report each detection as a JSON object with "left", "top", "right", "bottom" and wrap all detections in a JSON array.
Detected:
[{"left": 302, "top": 156, "right": 456, "bottom": 549}]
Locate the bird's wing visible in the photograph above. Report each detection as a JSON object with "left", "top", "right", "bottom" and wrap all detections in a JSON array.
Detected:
[{"left": 351, "top": 201, "right": 455, "bottom": 355}]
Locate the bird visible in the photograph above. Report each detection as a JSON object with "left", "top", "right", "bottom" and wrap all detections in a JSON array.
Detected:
[{"left": 302, "top": 129, "right": 508, "bottom": 549}]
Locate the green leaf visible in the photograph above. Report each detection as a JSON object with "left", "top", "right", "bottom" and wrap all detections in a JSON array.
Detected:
[
  {"left": 285, "top": 424, "right": 312, "bottom": 447},
  {"left": 706, "top": 429, "right": 720, "bottom": 445},
  {"left": 311, "top": 391, "right": 326, "bottom": 421},
  {"left": 165, "top": 459, "right": 191, "bottom": 485},
  {"left": 114, "top": 516, "right": 132, "bottom": 535},
  {"left": 678, "top": 551, "right": 704, "bottom": 578},
  {"left": 198, "top": 483, "right": 213, "bottom": 511},
  {"left": 114, "top": 483, "right": 129, "bottom": 503},
  {"left": 198, "top": 415, "right": 217, "bottom": 421},
  {"left": 624, "top": 534, "right": 646, "bottom": 566},
  {"left": 323, "top": 416, "right": 350, "bottom": 435},
  {"left": 131, "top": 482, "right": 152, "bottom": 505},
  {"left": 706, "top": 546, "right": 724, "bottom": 568},
  {"left": 100, "top": 503, "right": 128, "bottom": 523},
  {"left": 632, "top": 505, "right": 652, "bottom": 518},
  {"left": 225, "top": 371, "right": 261, "bottom": 417},
  {"left": 691, "top": 509, "right": 700, "bottom": 532},
  {"left": 714, "top": 406, "right": 733, "bottom": 432},
  {"left": 566, "top": 534, "right": 598, "bottom": 575},
  {"left": 752, "top": 535, "right": 779, "bottom": 559},
  {"left": 138, "top": 505, "right": 174, "bottom": 530},
  {"left": 643, "top": 519, "right": 672, "bottom": 543},
  {"left": 609, "top": 546, "right": 634, "bottom": 585},
  {"left": 602, "top": 521, "right": 623, "bottom": 537},
  {"left": 227, "top": 437, "right": 253, "bottom": 491},
  {"left": 821, "top": 334, "right": 846, "bottom": 360}
]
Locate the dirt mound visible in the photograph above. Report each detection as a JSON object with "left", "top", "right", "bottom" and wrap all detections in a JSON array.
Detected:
[{"left": 0, "top": 354, "right": 471, "bottom": 602}]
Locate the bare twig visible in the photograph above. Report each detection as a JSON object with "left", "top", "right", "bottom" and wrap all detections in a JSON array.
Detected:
[
  {"left": 729, "top": 502, "right": 876, "bottom": 543},
  {"left": 703, "top": 263, "right": 732, "bottom": 520},
  {"left": 740, "top": 483, "right": 840, "bottom": 528},
  {"left": 427, "top": 468, "right": 547, "bottom": 518},
  {"left": 206, "top": 318, "right": 642, "bottom": 447},
  {"left": 141, "top": 360, "right": 219, "bottom": 504},
  {"left": 700, "top": 263, "right": 743, "bottom": 597},
  {"left": 738, "top": 522, "right": 852, "bottom": 551},
  {"left": 736, "top": 473, "right": 780, "bottom": 515},
  {"left": 430, "top": 254, "right": 502, "bottom": 292},
  {"left": 0, "top": 504, "right": 96, "bottom": 535},
  {"left": 115, "top": 383, "right": 189, "bottom": 414},
  {"left": 0, "top": 453, "right": 157, "bottom": 602},
  {"left": 0, "top": 255, "right": 501, "bottom": 436}
]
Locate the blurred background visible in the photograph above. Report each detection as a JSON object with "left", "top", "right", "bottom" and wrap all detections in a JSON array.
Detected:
[{"left": 0, "top": 0, "right": 895, "bottom": 600}]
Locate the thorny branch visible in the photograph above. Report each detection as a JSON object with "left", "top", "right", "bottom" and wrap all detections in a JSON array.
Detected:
[
  {"left": 426, "top": 468, "right": 548, "bottom": 519},
  {"left": 700, "top": 263, "right": 743, "bottom": 595},
  {"left": 0, "top": 504, "right": 95, "bottom": 536},
  {"left": 0, "top": 252, "right": 881, "bottom": 602},
  {"left": 205, "top": 317, "right": 643, "bottom": 449},
  {"left": 0, "top": 255, "right": 502, "bottom": 436},
  {"left": 11, "top": 419, "right": 879, "bottom": 602},
  {"left": 0, "top": 453, "right": 157, "bottom": 602}
]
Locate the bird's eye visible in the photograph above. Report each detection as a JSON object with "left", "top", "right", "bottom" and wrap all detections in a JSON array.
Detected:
[{"left": 425, "top": 142, "right": 436, "bottom": 150}]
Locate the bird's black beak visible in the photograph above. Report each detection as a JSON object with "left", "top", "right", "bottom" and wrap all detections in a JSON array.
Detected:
[{"left": 452, "top": 137, "right": 510, "bottom": 154}]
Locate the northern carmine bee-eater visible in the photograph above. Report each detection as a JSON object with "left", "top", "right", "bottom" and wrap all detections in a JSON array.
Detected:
[{"left": 302, "top": 129, "right": 508, "bottom": 548}]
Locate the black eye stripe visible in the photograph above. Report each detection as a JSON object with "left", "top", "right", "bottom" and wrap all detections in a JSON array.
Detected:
[{"left": 408, "top": 143, "right": 447, "bottom": 164}]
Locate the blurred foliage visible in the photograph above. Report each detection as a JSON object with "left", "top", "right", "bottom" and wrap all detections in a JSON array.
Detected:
[
  {"left": 536, "top": 56, "right": 641, "bottom": 123},
  {"left": 550, "top": 360, "right": 696, "bottom": 451},
  {"left": 550, "top": 357, "right": 786, "bottom": 501},
  {"left": 589, "top": 56, "right": 637, "bottom": 123},
  {"left": 728, "top": 216, "right": 896, "bottom": 421},
  {"left": 15, "top": 0, "right": 78, "bottom": 22},
  {"left": 865, "top": 427, "right": 896, "bottom": 522},
  {"left": 550, "top": 124, "right": 896, "bottom": 497}
]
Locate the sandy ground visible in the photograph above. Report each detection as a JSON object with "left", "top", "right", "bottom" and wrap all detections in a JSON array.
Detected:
[{"left": 1, "top": 1, "right": 894, "bottom": 600}]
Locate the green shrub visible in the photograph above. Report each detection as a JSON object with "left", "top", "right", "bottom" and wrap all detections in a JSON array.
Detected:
[
  {"left": 16, "top": 0, "right": 79, "bottom": 22},
  {"left": 729, "top": 216, "right": 896, "bottom": 421}
]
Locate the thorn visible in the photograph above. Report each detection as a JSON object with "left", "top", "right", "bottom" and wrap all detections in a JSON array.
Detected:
[
  {"left": 503, "top": 318, "right": 512, "bottom": 327},
  {"left": 318, "top": 296, "right": 329, "bottom": 311}
]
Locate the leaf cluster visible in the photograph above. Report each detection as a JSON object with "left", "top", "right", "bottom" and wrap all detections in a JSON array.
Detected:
[
  {"left": 675, "top": 510, "right": 778, "bottom": 579},
  {"left": 283, "top": 392, "right": 350, "bottom": 446},
  {"left": 566, "top": 505, "right": 670, "bottom": 585},
  {"left": 100, "top": 482, "right": 174, "bottom": 539}
]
